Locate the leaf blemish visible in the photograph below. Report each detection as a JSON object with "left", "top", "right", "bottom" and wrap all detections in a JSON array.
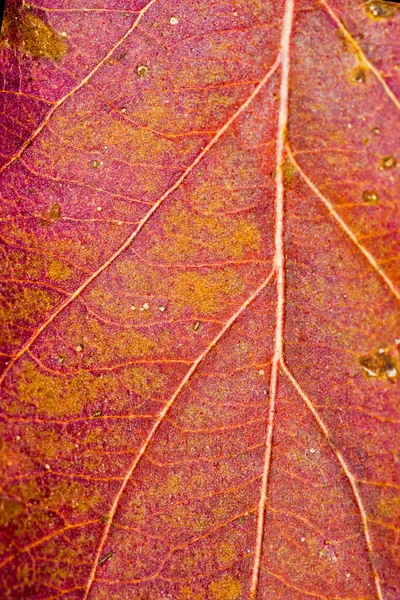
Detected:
[
  {"left": 137, "top": 64, "right": 149, "bottom": 77},
  {"left": 99, "top": 550, "right": 113, "bottom": 565},
  {"left": 352, "top": 68, "right": 366, "bottom": 84},
  {"left": 362, "top": 190, "right": 379, "bottom": 204},
  {"left": 381, "top": 156, "right": 397, "bottom": 170},
  {"left": 359, "top": 346, "right": 399, "bottom": 382},
  {"left": 40, "top": 202, "right": 62, "bottom": 227},
  {"left": 365, "top": 0, "right": 400, "bottom": 19}
]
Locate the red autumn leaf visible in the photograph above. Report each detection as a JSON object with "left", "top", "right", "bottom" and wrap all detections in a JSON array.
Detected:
[{"left": 1, "top": 0, "right": 399, "bottom": 597}]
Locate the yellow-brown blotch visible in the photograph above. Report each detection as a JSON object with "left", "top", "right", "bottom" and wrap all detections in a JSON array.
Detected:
[
  {"left": 209, "top": 574, "right": 242, "bottom": 600},
  {"left": 153, "top": 203, "right": 261, "bottom": 263},
  {"left": 172, "top": 269, "right": 243, "bottom": 314},
  {"left": 0, "top": 5, "right": 67, "bottom": 60}
]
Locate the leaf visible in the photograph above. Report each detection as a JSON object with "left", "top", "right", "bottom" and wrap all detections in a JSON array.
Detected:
[{"left": 0, "top": 0, "right": 399, "bottom": 598}]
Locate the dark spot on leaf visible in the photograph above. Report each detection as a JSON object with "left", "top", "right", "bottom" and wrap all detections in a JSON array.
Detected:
[
  {"left": 40, "top": 202, "right": 61, "bottom": 227},
  {"left": 359, "top": 346, "right": 399, "bottom": 382},
  {"left": 137, "top": 64, "right": 149, "bottom": 77},
  {"left": 353, "top": 68, "right": 366, "bottom": 83},
  {"left": 381, "top": 156, "right": 397, "bottom": 169},
  {"left": 362, "top": 190, "right": 379, "bottom": 204},
  {"left": 91, "top": 159, "right": 103, "bottom": 168},
  {"left": 99, "top": 550, "right": 113, "bottom": 565}
]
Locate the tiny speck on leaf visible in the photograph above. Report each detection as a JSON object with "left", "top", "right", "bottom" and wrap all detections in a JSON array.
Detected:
[
  {"left": 91, "top": 160, "right": 103, "bottom": 168},
  {"left": 170, "top": 16, "right": 179, "bottom": 25},
  {"left": 137, "top": 65, "right": 149, "bottom": 77},
  {"left": 41, "top": 202, "right": 61, "bottom": 227},
  {"left": 75, "top": 344, "right": 84, "bottom": 353},
  {"left": 381, "top": 156, "right": 397, "bottom": 169},
  {"left": 359, "top": 346, "right": 399, "bottom": 382},
  {"left": 353, "top": 68, "right": 366, "bottom": 83},
  {"left": 99, "top": 550, "right": 113, "bottom": 565},
  {"left": 362, "top": 190, "right": 379, "bottom": 204},
  {"left": 193, "top": 320, "right": 201, "bottom": 331}
]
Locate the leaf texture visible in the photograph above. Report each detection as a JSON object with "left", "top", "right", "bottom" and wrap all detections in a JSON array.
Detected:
[{"left": 0, "top": 0, "right": 399, "bottom": 598}]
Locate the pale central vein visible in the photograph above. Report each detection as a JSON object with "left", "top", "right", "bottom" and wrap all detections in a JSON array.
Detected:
[{"left": 249, "top": 0, "right": 295, "bottom": 598}]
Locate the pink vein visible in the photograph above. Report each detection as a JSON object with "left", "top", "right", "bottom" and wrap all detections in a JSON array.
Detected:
[
  {"left": 0, "top": 0, "right": 158, "bottom": 178},
  {"left": 249, "top": 1, "right": 295, "bottom": 597},
  {"left": 0, "top": 56, "right": 280, "bottom": 388},
  {"left": 319, "top": 0, "right": 400, "bottom": 111},
  {"left": 286, "top": 145, "right": 400, "bottom": 301},
  {"left": 82, "top": 269, "right": 275, "bottom": 599},
  {"left": 281, "top": 361, "right": 384, "bottom": 600}
]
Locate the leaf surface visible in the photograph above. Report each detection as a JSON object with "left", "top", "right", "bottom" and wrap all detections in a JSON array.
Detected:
[{"left": 0, "top": 0, "right": 399, "bottom": 598}]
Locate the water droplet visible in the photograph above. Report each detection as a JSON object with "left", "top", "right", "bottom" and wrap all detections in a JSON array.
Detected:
[
  {"left": 142, "top": 303, "right": 149, "bottom": 310},
  {"left": 169, "top": 16, "right": 179, "bottom": 25},
  {"left": 362, "top": 190, "right": 379, "bottom": 204},
  {"left": 158, "top": 306, "right": 166, "bottom": 312},
  {"left": 44, "top": 464, "right": 51, "bottom": 470},
  {"left": 372, "top": 127, "right": 380, "bottom": 134},
  {"left": 381, "top": 156, "right": 397, "bottom": 169},
  {"left": 137, "top": 65, "right": 149, "bottom": 77}
]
